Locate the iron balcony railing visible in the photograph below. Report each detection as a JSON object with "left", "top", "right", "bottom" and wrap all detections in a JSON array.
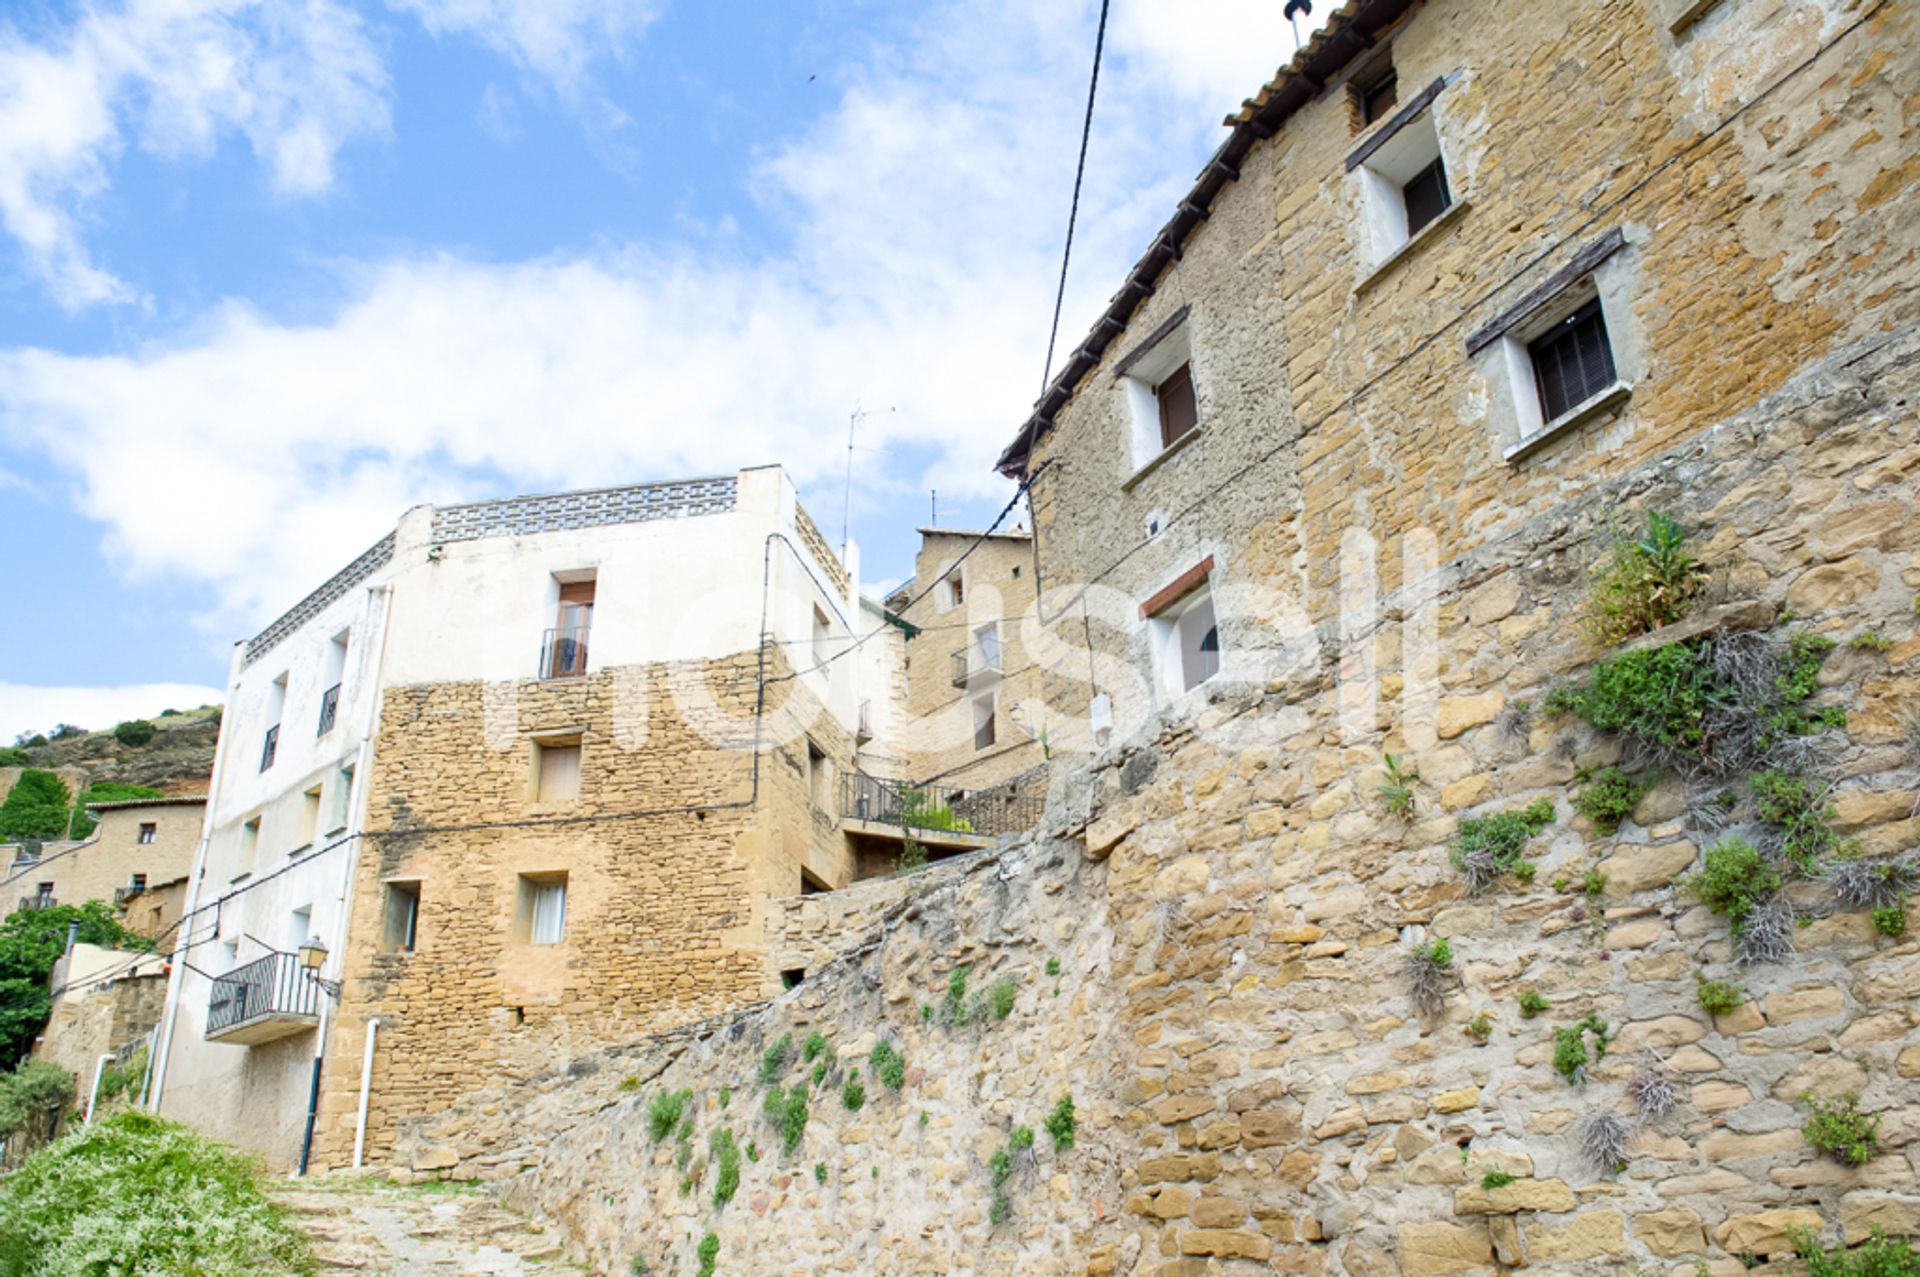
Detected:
[
  {"left": 839, "top": 771, "right": 1042, "bottom": 840},
  {"left": 206, "top": 952, "right": 319, "bottom": 1039},
  {"left": 13, "top": 896, "right": 57, "bottom": 914},
  {"left": 259, "top": 724, "right": 280, "bottom": 772},
  {"left": 316, "top": 683, "right": 341, "bottom": 736},
  {"left": 540, "top": 625, "right": 591, "bottom": 680},
  {"left": 949, "top": 642, "right": 1004, "bottom": 686}
]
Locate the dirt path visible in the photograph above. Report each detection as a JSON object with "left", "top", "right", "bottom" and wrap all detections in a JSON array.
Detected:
[{"left": 271, "top": 1176, "right": 595, "bottom": 1275}]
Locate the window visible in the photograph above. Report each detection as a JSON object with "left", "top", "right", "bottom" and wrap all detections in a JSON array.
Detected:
[
  {"left": 1528, "top": 297, "right": 1618, "bottom": 422},
  {"left": 297, "top": 785, "right": 322, "bottom": 848},
  {"left": 331, "top": 766, "right": 354, "bottom": 833},
  {"left": 239, "top": 817, "right": 261, "bottom": 875},
  {"left": 1143, "top": 561, "right": 1222, "bottom": 698},
  {"left": 289, "top": 905, "right": 312, "bottom": 953},
  {"left": 940, "top": 570, "right": 964, "bottom": 612},
  {"left": 533, "top": 738, "right": 582, "bottom": 803},
  {"left": 130, "top": 873, "right": 147, "bottom": 892},
  {"left": 384, "top": 881, "right": 420, "bottom": 952},
  {"left": 516, "top": 873, "right": 568, "bottom": 945},
  {"left": 318, "top": 630, "right": 348, "bottom": 736},
  {"left": 137, "top": 822, "right": 157, "bottom": 845},
  {"left": 544, "top": 575, "right": 594, "bottom": 678},
  {"left": 1350, "top": 54, "right": 1398, "bottom": 131},
  {"left": 1118, "top": 312, "right": 1201, "bottom": 472},
  {"left": 973, "top": 693, "right": 997, "bottom": 750},
  {"left": 974, "top": 622, "right": 1003, "bottom": 674},
  {"left": 261, "top": 673, "right": 287, "bottom": 771},
  {"left": 812, "top": 605, "right": 832, "bottom": 672},
  {"left": 33, "top": 883, "right": 52, "bottom": 906},
  {"left": 806, "top": 741, "right": 831, "bottom": 810},
  {"left": 1355, "top": 108, "right": 1453, "bottom": 265}
]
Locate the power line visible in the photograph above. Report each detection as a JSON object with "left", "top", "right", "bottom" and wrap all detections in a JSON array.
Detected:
[{"left": 1039, "top": 0, "right": 1112, "bottom": 395}]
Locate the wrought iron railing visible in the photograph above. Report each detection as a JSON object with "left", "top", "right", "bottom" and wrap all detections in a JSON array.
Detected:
[
  {"left": 949, "top": 642, "right": 1003, "bottom": 686},
  {"left": 539, "top": 626, "right": 591, "bottom": 680},
  {"left": 13, "top": 895, "right": 57, "bottom": 914},
  {"left": 259, "top": 724, "right": 279, "bottom": 772},
  {"left": 316, "top": 683, "right": 341, "bottom": 736},
  {"left": 839, "top": 771, "right": 1042, "bottom": 839},
  {"left": 206, "top": 952, "right": 319, "bottom": 1038}
]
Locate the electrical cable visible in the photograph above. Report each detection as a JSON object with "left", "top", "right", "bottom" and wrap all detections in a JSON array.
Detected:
[{"left": 1040, "top": 0, "right": 1112, "bottom": 395}]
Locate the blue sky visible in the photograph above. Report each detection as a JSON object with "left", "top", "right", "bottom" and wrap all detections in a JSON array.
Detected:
[{"left": 0, "top": 0, "right": 1322, "bottom": 739}]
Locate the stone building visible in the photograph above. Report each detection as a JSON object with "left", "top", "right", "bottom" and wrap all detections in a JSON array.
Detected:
[
  {"left": 149, "top": 466, "right": 902, "bottom": 1169},
  {"left": 376, "top": 3, "right": 1920, "bottom": 1276},
  {"left": 2, "top": 795, "right": 202, "bottom": 930}
]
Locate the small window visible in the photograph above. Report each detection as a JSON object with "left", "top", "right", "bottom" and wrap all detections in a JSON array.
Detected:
[
  {"left": 516, "top": 873, "right": 568, "bottom": 945},
  {"left": 1401, "top": 156, "right": 1452, "bottom": 238},
  {"left": 940, "top": 571, "right": 965, "bottom": 612},
  {"left": 973, "top": 693, "right": 997, "bottom": 750},
  {"left": 384, "top": 881, "right": 420, "bottom": 953},
  {"left": 1155, "top": 363, "right": 1199, "bottom": 450},
  {"left": 1357, "top": 110, "right": 1453, "bottom": 265},
  {"left": 239, "top": 816, "right": 261, "bottom": 874},
  {"left": 1528, "top": 297, "right": 1618, "bottom": 422},
  {"left": 812, "top": 605, "right": 832, "bottom": 672},
  {"left": 289, "top": 905, "right": 311, "bottom": 952},
  {"left": 33, "top": 883, "right": 53, "bottom": 906},
  {"left": 137, "top": 822, "right": 157, "bottom": 845},
  {"left": 1146, "top": 575, "right": 1222, "bottom": 698},
  {"left": 807, "top": 741, "right": 831, "bottom": 810},
  {"left": 1011, "top": 565, "right": 1022, "bottom": 579},
  {"left": 261, "top": 673, "right": 287, "bottom": 771},
  {"left": 297, "top": 785, "right": 322, "bottom": 847},
  {"left": 974, "top": 622, "right": 1002, "bottom": 674},
  {"left": 534, "top": 739, "right": 582, "bottom": 803},
  {"left": 545, "top": 576, "right": 595, "bottom": 679},
  {"left": 1361, "top": 66, "right": 1398, "bottom": 125},
  {"left": 1178, "top": 593, "right": 1221, "bottom": 692},
  {"left": 331, "top": 766, "right": 354, "bottom": 833},
  {"left": 130, "top": 873, "right": 147, "bottom": 892}
]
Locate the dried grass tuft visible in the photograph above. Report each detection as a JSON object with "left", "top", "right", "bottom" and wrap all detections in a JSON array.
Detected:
[
  {"left": 1736, "top": 895, "right": 1797, "bottom": 965},
  {"left": 1574, "top": 1109, "right": 1631, "bottom": 1176},
  {"left": 1627, "top": 1066, "right": 1676, "bottom": 1121},
  {"left": 1827, "top": 856, "right": 1920, "bottom": 912}
]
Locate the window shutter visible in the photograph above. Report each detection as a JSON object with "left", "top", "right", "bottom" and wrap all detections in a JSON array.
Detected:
[{"left": 1156, "top": 363, "right": 1199, "bottom": 448}]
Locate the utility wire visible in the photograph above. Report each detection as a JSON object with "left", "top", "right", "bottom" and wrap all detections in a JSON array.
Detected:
[{"left": 1039, "top": 0, "right": 1112, "bottom": 395}]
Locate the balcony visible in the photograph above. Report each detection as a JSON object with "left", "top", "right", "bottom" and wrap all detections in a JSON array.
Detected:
[
  {"left": 949, "top": 641, "right": 1003, "bottom": 687},
  {"left": 259, "top": 724, "right": 280, "bottom": 772},
  {"left": 539, "top": 626, "right": 591, "bottom": 680},
  {"left": 316, "top": 683, "right": 341, "bottom": 736},
  {"left": 838, "top": 771, "right": 1041, "bottom": 842},
  {"left": 13, "top": 896, "right": 57, "bottom": 914},
  {"left": 206, "top": 952, "right": 320, "bottom": 1045}
]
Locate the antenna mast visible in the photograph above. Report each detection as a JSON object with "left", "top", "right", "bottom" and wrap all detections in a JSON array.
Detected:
[{"left": 840, "top": 404, "right": 894, "bottom": 563}]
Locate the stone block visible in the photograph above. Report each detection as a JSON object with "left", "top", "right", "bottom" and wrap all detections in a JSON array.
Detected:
[
  {"left": 1765, "top": 987, "right": 1847, "bottom": 1025},
  {"left": 1715, "top": 1209, "right": 1824, "bottom": 1256},
  {"left": 1429, "top": 1086, "right": 1480, "bottom": 1115},
  {"left": 1840, "top": 1191, "right": 1920, "bottom": 1243},
  {"left": 1633, "top": 1206, "right": 1707, "bottom": 1257},
  {"left": 1524, "top": 1210, "right": 1627, "bottom": 1261},
  {"left": 1452, "top": 1178, "right": 1577, "bottom": 1215},
  {"left": 1396, "top": 1220, "right": 1492, "bottom": 1277},
  {"left": 1436, "top": 694, "right": 1504, "bottom": 741},
  {"left": 1179, "top": 1230, "right": 1273, "bottom": 1261},
  {"left": 1598, "top": 841, "right": 1697, "bottom": 897}
]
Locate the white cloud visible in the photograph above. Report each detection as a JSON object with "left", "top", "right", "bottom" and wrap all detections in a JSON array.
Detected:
[
  {"left": 0, "top": 0, "right": 1304, "bottom": 640},
  {"left": 0, "top": 0, "right": 389, "bottom": 308},
  {"left": 389, "top": 0, "right": 663, "bottom": 97},
  {"left": 0, "top": 683, "right": 225, "bottom": 743}
]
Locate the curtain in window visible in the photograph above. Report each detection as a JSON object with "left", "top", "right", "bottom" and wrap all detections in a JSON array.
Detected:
[{"left": 530, "top": 883, "right": 567, "bottom": 944}]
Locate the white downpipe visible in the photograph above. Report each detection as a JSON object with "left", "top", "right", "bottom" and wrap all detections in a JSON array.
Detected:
[
  {"left": 352, "top": 1018, "right": 379, "bottom": 1168},
  {"left": 84, "top": 1053, "right": 115, "bottom": 1126}
]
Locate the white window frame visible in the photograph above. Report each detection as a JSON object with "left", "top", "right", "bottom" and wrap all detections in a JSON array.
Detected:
[
  {"left": 1150, "top": 583, "right": 1222, "bottom": 699},
  {"left": 1357, "top": 109, "right": 1453, "bottom": 268},
  {"left": 973, "top": 692, "right": 997, "bottom": 751},
  {"left": 517, "top": 873, "right": 568, "bottom": 945},
  {"left": 531, "top": 735, "right": 583, "bottom": 804},
  {"left": 1120, "top": 320, "right": 1199, "bottom": 473},
  {"left": 1495, "top": 278, "right": 1632, "bottom": 462}
]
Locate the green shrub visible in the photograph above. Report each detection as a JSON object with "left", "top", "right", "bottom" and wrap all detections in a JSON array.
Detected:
[
  {"left": 1695, "top": 975, "right": 1745, "bottom": 1017},
  {"left": 1044, "top": 1095, "right": 1077, "bottom": 1150},
  {"left": 0, "top": 770, "right": 72, "bottom": 843},
  {"left": 1010, "top": 1125, "right": 1034, "bottom": 1151},
  {"left": 696, "top": 1232, "right": 720, "bottom": 1277},
  {"left": 1464, "top": 1013, "right": 1493, "bottom": 1044},
  {"left": 762, "top": 1086, "right": 808, "bottom": 1154},
  {"left": 899, "top": 789, "right": 973, "bottom": 833},
  {"left": 1851, "top": 631, "right": 1894, "bottom": 653},
  {"left": 0, "top": 1060, "right": 73, "bottom": 1136},
  {"left": 1791, "top": 1227, "right": 1920, "bottom": 1277},
  {"left": 869, "top": 1040, "right": 906, "bottom": 1090},
  {"left": 802, "top": 1031, "right": 830, "bottom": 1062},
  {"left": 939, "top": 966, "right": 970, "bottom": 1027},
  {"left": 1803, "top": 1092, "right": 1880, "bottom": 1166},
  {"left": 0, "top": 1111, "right": 313, "bottom": 1277},
  {"left": 1686, "top": 837, "right": 1782, "bottom": 934},
  {"left": 813, "top": 1162, "right": 827, "bottom": 1185},
  {"left": 1450, "top": 799, "right": 1555, "bottom": 893},
  {"left": 989, "top": 1190, "right": 1011, "bottom": 1226},
  {"left": 1547, "top": 642, "right": 1718, "bottom": 754},
  {"left": 647, "top": 1089, "right": 691, "bottom": 1142},
  {"left": 841, "top": 1072, "right": 865, "bottom": 1112},
  {"left": 989, "top": 977, "right": 1018, "bottom": 1021},
  {"left": 759, "top": 1033, "right": 792, "bottom": 1084},
  {"left": 987, "top": 1147, "right": 1013, "bottom": 1188},
  {"left": 1573, "top": 767, "right": 1649, "bottom": 836},
  {"left": 0, "top": 748, "right": 27, "bottom": 767},
  {"left": 0, "top": 901, "right": 146, "bottom": 1070},
  {"left": 111, "top": 720, "right": 155, "bottom": 747},
  {"left": 710, "top": 1129, "right": 740, "bottom": 1208},
  {"left": 1872, "top": 907, "right": 1908, "bottom": 938},
  {"left": 1583, "top": 867, "right": 1607, "bottom": 897},
  {"left": 1480, "top": 1170, "right": 1515, "bottom": 1190},
  {"left": 1518, "top": 989, "right": 1549, "bottom": 1019},
  {"left": 1584, "top": 511, "right": 1710, "bottom": 645},
  {"left": 719, "top": 1085, "right": 731, "bottom": 1108},
  {"left": 810, "top": 1061, "right": 829, "bottom": 1089},
  {"left": 1552, "top": 1014, "right": 1609, "bottom": 1085}
]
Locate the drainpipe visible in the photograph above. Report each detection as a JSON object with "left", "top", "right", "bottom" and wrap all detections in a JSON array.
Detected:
[
  {"left": 352, "top": 1018, "right": 379, "bottom": 1169},
  {"left": 84, "top": 1053, "right": 115, "bottom": 1125}
]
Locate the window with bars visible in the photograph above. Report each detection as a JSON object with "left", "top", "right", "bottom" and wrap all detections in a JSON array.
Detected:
[{"left": 1527, "top": 298, "right": 1618, "bottom": 421}]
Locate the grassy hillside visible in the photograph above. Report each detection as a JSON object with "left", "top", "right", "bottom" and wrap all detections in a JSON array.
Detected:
[{"left": 4, "top": 706, "right": 219, "bottom": 799}]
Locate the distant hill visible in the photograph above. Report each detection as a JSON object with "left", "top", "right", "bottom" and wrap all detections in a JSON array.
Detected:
[{"left": 4, "top": 706, "right": 221, "bottom": 799}]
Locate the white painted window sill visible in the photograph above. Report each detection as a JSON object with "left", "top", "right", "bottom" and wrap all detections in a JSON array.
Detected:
[
  {"left": 1504, "top": 381, "right": 1634, "bottom": 464},
  {"left": 1121, "top": 427, "right": 1202, "bottom": 493},
  {"left": 1355, "top": 198, "right": 1472, "bottom": 297}
]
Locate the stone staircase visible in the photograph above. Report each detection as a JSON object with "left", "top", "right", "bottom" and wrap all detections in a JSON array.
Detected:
[{"left": 270, "top": 1176, "right": 596, "bottom": 1275}]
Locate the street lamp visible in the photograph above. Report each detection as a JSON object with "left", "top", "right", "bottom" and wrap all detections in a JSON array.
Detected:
[{"left": 297, "top": 935, "right": 342, "bottom": 999}]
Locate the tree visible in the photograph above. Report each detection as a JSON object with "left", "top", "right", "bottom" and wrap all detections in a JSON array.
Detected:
[
  {"left": 0, "top": 748, "right": 26, "bottom": 767},
  {"left": 0, "top": 902, "right": 144, "bottom": 1070},
  {"left": 111, "top": 720, "right": 155, "bottom": 747},
  {"left": 65, "top": 783, "right": 164, "bottom": 840},
  {"left": 0, "top": 771, "right": 72, "bottom": 842}
]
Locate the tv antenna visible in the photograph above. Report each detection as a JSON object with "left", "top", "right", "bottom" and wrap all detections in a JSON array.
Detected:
[
  {"left": 1285, "top": 0, "right": 1313, "bottom": 49},
  {"left": 841, "top": 403, "right": 895, "bottom": 562}
]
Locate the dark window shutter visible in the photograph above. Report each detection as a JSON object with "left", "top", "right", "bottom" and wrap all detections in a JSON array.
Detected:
[
  {"left": 1402, "top": 157, "right": 1453, "bottom": 237},
  {"left": 1156, "top": 363, "right": 1199, "bottom": 449},
  {"left": 1528, "top": 297, "right": 1617, "bottom": 421}
]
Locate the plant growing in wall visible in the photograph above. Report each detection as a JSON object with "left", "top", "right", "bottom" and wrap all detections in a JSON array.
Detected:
[
  {"left": 1627, "top": 1064, "right": 1676, "bottom": 1120},
  {"left": 1695, "top": 974, "right": 1746, "bottom": 1017},
  {"left": 840, "top": 1072, "right": 865, "bottom": 1112},
  {"left": 1518, "top": 989, "right": 1549, "bottom": 1019},
  {"left": 1044, "top": 1096, "right": 1076, "bottom": 1151},
  {"left": 1829, "top": 855, "right": 1919, "bottom": 914},
  {"left": 937, "top": 965, "right": 971, "bottom": 1027},
  {"left": 1686, "top": 836, "right": 1793, "bottom": 962},
  {"left": 1572, "top": 766, "right": 1650, "bottom": 836},
  {"left": 1573, "top": 1109, "right": 1630, "bottom": 1176},
  {"left": 1378, "top": 754, "right": 1417, "bottom": 819},
  {"left": 759, "top": 1034, "right": 793, "bottom": 1085},
  {"left": 1802, "top": 1092, "right": 1880, "bottom": 1166},
  {"left": 1584, "top": 511, "right": 1711, "bottom": 645},
  {"left": 1405, "top": 938, "right": 1455, "bottom": 1016},
  {"left": 710, "top": 1129, "right": 741, "bottom": 1209},
  {"left": 1449, "top": 800, "right": 1556, "bottom": 894},
  {"left": 988, "top": 977, "right": 1018, "bottom": 1021},
  {"left": 802, "top": 1032, "right": 830, "bottom": 1063},
  {"left": 1790, "top": 1228, "right": 1920, "bottom": 1276},
  {"left": 762, "top": 1085, "right": 808, "bottom": 1155},
  {"left": 1552, "top": 1014, "right": 1609, "bottom": 1085},
  {"left": 869, "top": 1041, "right": 906, "bottom": 1090},
  {"left": 695, "top": 1232, "right": 720, "bottom": 1277},
  {"left": 646, "top": 1090, "right": 692, "bottom": 1142},
  {"left": 1463, "top": 1013, "right": 1493, "bottom": 1044},
  {"left": 1872, "top": 906, "right": 1908, "bottom": 938}
]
